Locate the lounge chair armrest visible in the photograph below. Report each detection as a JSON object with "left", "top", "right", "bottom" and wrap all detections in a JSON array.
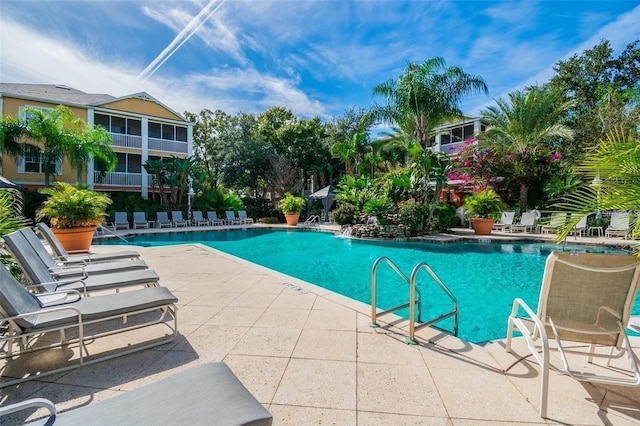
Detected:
[
  {"left": 1, "top": 302, "right": 82, "bottom": 323},
  {"left": 36, "top": 289, "right": 82, "bottom": 307},
  {"left": 48, "top": 265, "right": 87, "bottom": 278},
  {"left": 507, "top": 298, "right": 550, "bottom": 358},
  {"left": 0, "top": 398, "right": 56, "bottom": 418}
]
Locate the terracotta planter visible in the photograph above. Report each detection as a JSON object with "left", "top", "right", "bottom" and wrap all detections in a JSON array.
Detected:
[
  {"left": 470, "top": 218, "right": 495, "bottom": 236},
  {"left": 284, "top": 213, "right": 300, "bottom": 226},
  {"left": 52, "top": 226, "right": 97, "bottom": 253}
]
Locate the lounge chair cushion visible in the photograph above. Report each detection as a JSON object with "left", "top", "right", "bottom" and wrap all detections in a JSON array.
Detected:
[
  {"left": 29, "top": 286, "right": 177, "bottom": 330},
  {"left": 22, "top": 363, "right": 272, "bottom": 426}
]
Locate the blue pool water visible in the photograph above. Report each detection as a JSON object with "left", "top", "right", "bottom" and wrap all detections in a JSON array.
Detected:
[{"left": 99, "top": 229, "right": 638, "bottom": 343}]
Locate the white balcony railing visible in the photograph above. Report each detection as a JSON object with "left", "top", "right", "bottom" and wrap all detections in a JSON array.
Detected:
[
  {"left": 94, "top": 171, "right": 142, "bottom": 187},
  {"left": 428, "top": 141, "right": 465, "bottom": 156},
  {"left": 109, "top": 133, "right": 142, "bottom": 149},
  {"left": 148, "top": 137, "right": 188, "bottom": 154}
]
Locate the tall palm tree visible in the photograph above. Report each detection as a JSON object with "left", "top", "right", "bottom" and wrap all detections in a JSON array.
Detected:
[
  {"left": 479, "top": 85, "right": 574, "bottom": 211},
  {"left": 0, "top": 116, "right": 32, "bottom": 175},
  {"left": 372, "top": 57, "right": 488, "bottom": 147},
  {"left": 64, "top": 114, "right": 117, "bottom": 184}
]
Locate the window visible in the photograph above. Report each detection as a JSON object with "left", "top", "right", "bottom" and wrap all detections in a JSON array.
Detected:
[
  {"left": 94, "top": 113, "right": 142, "bottom": 136},
  {"left": 18, "top": 105, "right": 51, "bottom": 122},
  {"left": 94, "top": 113, "right": 110, "bottom": 130},
  {"left": 18, "top": 146, "right": 61, "bottom": 175},
  {"left": 128, "top": 119, "right": 142, "bottom": 136},
  {"left": 149, "top": 122, "right": 162, "bottom": 139},
  {"left": 162, "top": 124, "right": 175, "bottom": 140},
  {"left": 111, "top": 116, "right": 126, "bottom": 134},
  {"left": 115, "top": 153, "right": 142, "bottom": 173}
]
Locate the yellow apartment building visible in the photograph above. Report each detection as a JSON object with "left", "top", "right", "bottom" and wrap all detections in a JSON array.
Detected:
[{"left": 0, "top": 83, "right": 193, "bottom": 199}]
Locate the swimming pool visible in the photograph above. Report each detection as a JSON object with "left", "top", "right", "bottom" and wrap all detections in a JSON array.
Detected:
[{"left": 99, "top": 229, "right": 637, "bottom": 343}]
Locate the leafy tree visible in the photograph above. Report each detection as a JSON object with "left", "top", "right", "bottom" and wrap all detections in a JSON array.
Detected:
[
  {"left": 0, "top": 189, "right": 31, "bottom": 237},
  {"left": 326, "top": 107, "right": 374, "bottom": 175},
  {"left": 476, "top": 85, "right": 574, "bottom": 211},
  {"left": 184, "top": 109, "right": 229, "bottom": 189},
  {"left": 0, "top": 116, "right": 31, "bottom": 169},
  {"left": 548, "top": 39, "right": 640, "bottom": 160},
  {"left": 144, "top": 156, "right": 196, "bottom": 211},
  {"left": 372, "top": 57, "right": 488, "bottom": 147}
]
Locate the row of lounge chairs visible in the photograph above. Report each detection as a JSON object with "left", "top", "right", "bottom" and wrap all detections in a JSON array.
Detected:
[
  {"left": 492, "top": 211, "right": 635, "bottom": 238},
  {"left": 111, "top": 210, "right": 255, "bottom": 230},
  {"left": 0, "top": 224, "right": 272, "bottom": 424}
]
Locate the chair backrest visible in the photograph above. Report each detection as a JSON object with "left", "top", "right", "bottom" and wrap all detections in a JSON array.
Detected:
[
  {"left": 172, "top": 211, "right": 184, "bottom": 222},
  {"left": 133, "top": 212, "right": 147, "bottom": 224},
  {"left": 538, "top": 251, "right": 640, "bottom": 348},
  {"left": 238, "top": 211, "right": 248, "bottom": 220},
  {"left": 610, "top": 212, "right": 630, "bottom": 229},
  {"left": 156, "top": 212, "right": 170, "bottom": 224},
  {"left": 17, "top": 228, "right": 59, "bottom": 270},
  {"left": 225, "top": 211, "right": 236, "bottom": 221},
  {"left": 571, "top": 214, "right": 588, "bottom": 229},
  {"left": 207, "top": 211, "right": 218, "bottom": 221},
  {"left": 192, "top": 211, "right": 204, "bottom": 221},
  {"left": 0, "top": 264, "right": 42, "bottom": 329},
  {"left": 500, "top": 211, "right": 515, "bottom": 225},
  {"left": 520, "top": 212, "right": 536, "bottom": 226},
  {"left": 548, "top": 212, "right": 567, "bottom": 227},
  {"left": 3, "top": 230, "right": 57, "bottom": 292},
  {"left": 36, "top": 223, "right": 69, "bottom": 258},
  {"left": 115, "top": 212, "right": 128, "bottom": 224}
]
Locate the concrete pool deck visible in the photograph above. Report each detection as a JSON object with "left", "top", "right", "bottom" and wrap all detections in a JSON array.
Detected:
[{"left": 1, "top": 225, "right": 639, "bottom": 424}]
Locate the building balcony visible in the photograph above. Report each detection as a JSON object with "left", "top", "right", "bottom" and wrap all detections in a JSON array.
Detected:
[
  {"left": 94, "top": 171, "right": 142, "bottom": 187},
  {"left": 148, "top": 138, "right": 188, "bottom": 154},
  {"left": 109, "top": 133, "right": 142, "bottom": 149}
]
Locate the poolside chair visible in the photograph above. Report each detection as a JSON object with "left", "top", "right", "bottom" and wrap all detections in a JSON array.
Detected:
[
  {"left": 111, "top": 211, "right": 129, "bottom": 231},
  {"left": 36, "top": 223, "right": 141, "bottom": 263},
  {"left": 225, "top": 210, "right": 242, "bottom": 225},
  {"left": 506, "top": 251, "right": 640, "bottom": 418},
  {"left": 133, "top": 211, "right": 151, "bottom": 229},
  {"left": 0, "top": 264, "right": 177, "bottom": 388},
  {"left": 540, "top": 212, "right": 567, "bottom": 235},
  {"left": 0, "top": 364, "right": 272, "bottom": 425},
  {"left": 605, "top": 212, "right": 632, "bottom": 239},
  {"left": 493, "top": 211, "right": 515, "bottom": 231},
  {"left": 238, "top": 210, "right": 254, "bottom": 224},
  {"left": 156, "top": 211, "right": 173, "bottom": 228},
  {"left": 207, "top": 211, "right": 224, "bottom": 226},
  {"left": 510, "top": 212, "right": 537, "bottom": 233},
  {"left": 569, "top": 214, "right": 588, "bottom": 237},
  {"left": 191, "top": 210, "right": 209, "bottom": 226},
  {"left": 172, "top": 210, "right": 189, "bottom": 227},
  {"left": 5, "top": 228, "right": 147, "bottom": 278},
  {"left": 4, "top": 230, "right": 160, "bottom": 296}
]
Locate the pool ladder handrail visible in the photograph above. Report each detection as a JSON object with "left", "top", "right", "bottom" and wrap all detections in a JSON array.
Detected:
[
  {"left": 95, "top": 225, "right": 129, "bottom": 244},
  {"left": 370, "top": 257, "right": 459, "bottom": 345}
]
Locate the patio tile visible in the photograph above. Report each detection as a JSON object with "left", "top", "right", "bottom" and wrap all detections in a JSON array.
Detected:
[
  {"left": 206, "top": 305, "right": 266, "bottom": 327},
  {"left": 357, "top": 362, "right": 447, "bottom": 417},
  {"left": 228, "top": 291, "right": 279, "bottom": 308},
  {"left": 230, "top": 327, "right": 302, "bottom": 358},
  {"left": 171, "top": 324, "right": 248, "bottom": 359},
  {"left": 358, "top": 411, "right": 452, "bottom": 425},
  {"left": 223, "top": 354, "right": 289, "bottom": 404},
  {"left": 357, "top": 332, "right": 425, "bottom": 365},
  {"left": 268, "top": 405, "right": 357, "bottom": 425},
  {"left": 304, "top": 307, "right": 357, "bottom": 331},
  {"left": 272, "top": 358, "right": 356, "bottom": 410},
  {"left": 252, "top": 308, "right": 310, "bottom": 329},
  {"left": 292, "top": 328, "right": 356, "bottom": 361}
]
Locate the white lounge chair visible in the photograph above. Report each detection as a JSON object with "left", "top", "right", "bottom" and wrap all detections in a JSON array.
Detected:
[
  {"left": 207, "top": 211, "right": 224, "bottom": 226},
  {"left": 225, "top": 210, "right": 242, "bottom": 225},
  {"left": 506, "top": 251, "right": 640, "bottom": 418},
  {"left": 36, "top": 223, "right": 141, "bottom": 263},
  {"left": 510, "top": 212, "right": 537, "bottom": 233},
  {"left": 156, "top": 212, "right": 173, "bottom": 228},
  {"left": 133, "top": 211, "right": 151, "bottom": 229},
  {"left": 172, "top": 211, "right": 189, "bottom": 227},
  {"left": 493, "top": 211, "right": 515, "bottom": 231},
  {"left": 540, "top": 212, "right": 567, "bottom": 234},
  {"left": 191, "top": 210, "right": 209, "bottom": 226},
  {"left": 112, "top": 211, "right": 129, "bottom": 231},
  {"left": 569, "top": 214, "right": 588, "bottom": 237},
  {"left": 238, "top": 210, "right": 254, "bottom": 224},
  {"left": 605, "top": 212, "right": 632, "bottom": 239},
  {"left": 0, "top": 264, "right": 177, "bottom": 388}
]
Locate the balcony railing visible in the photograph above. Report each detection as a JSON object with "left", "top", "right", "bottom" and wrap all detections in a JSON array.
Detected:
[
  {"left": 94, "top": 172, "right": 142, "bottom": 187},
  {"left": 109, "top": 133, "right": 142, "bottom": 149},
  {"left": 428, "top": 141, "right": 465, "bottom": 156},
  {"left": 148, "top": 138, "right": 188, "bottom": 154}
]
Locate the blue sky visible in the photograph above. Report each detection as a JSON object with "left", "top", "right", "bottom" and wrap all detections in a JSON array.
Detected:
[{"left": 1, "top": 1, "right": 639, "bottom": 122}]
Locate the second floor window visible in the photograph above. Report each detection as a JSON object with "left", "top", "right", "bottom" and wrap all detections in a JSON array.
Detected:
[{"left": 18, "top": 146, "right": 62, "bottom": 175}]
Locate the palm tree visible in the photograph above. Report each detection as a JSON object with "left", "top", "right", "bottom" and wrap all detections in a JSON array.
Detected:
[
  {"left": 0, "top": 115, "right": 33, "bottom": 175},
  {"left": 479, "top": 85, "right": 574, "bottom": 211},
  {"left": 555, "top": 129, "right": 640, "bottom": 243},
  {"left": 372, "top": 57, "right": 488, "bottom": 147}
]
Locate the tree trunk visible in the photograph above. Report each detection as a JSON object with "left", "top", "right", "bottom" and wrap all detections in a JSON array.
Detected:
[{"left": 520, "top": 182, "right": 529, "bottom": 213}]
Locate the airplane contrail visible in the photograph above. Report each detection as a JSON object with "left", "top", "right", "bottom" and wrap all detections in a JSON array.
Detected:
[{"left": 136, "top": 0, "right": 226, "bottom": 82}]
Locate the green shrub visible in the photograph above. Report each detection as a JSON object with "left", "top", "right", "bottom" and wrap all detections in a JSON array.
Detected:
[
  {"left": 430, "top": 203, "right": 459, "bottom": 231},
  {"left": 332, "top": 203, "right": 360, "bottom": 225}
]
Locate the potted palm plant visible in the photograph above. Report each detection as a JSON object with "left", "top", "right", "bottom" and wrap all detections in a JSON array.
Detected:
[
  {"left": 37, "top": 182, "right": 112, "bottom": 252},
  {"left": 278, "top": 192, "right": 306, "bottom": 226},
  {"left": 463, "top": 189, "right": 506, "bottom": 235}
]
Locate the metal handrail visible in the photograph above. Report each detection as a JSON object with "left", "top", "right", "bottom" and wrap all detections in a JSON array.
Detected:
[
  {"left": 95, "top": 225, "right": 129, "bottom": 243},
  {"left": 370, "top": 256, "right": 421, "bottom": 327},
  {"left": 407, "top": 262, "right": 459, "bottom": 344}
]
